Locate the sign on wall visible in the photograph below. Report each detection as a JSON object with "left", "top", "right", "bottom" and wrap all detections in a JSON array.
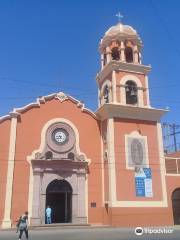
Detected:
[{"left": 135, "top": 167, "right": 153, "bottom": 197}]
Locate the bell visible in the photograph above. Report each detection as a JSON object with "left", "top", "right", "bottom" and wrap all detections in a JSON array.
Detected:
[
  {"left": 130, "top": 89, "right": 137, "bottom": 96},
  {"left": 126, "top": 87, "right": 130, "bottom": 92}
]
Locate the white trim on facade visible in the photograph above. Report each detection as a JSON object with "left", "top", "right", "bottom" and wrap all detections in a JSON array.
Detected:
[
  {"left": 107, "top": 118, "right": 116, "bottom": 206},
  {"left": 0, "top": 92, "right": 97, "bottom": 124},
  {"left": 156, "top": 122, "right": 168, "bottom": 206},
  {"left": 96, "top": 61, "right": 151, "bottom": 85},
  {"left": 100, "top": 122, "right": 105, "bottom": 205},
  {"left": 2, "top": 114, "right": 18, "bottom": 228},
  {"left": 145, "top": 75, "right": 150, "bottom": 107},
  {"left": 112, "top": 71, "right": 117, "bottom": 103}
]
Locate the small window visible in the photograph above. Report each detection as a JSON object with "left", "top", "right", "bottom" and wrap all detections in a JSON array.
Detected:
[
  {"left": 125, "top": 81, "right": 138, "bottom": 104},
  {"left": 68, "top": 152, "right": 74, "bottom": 160},
  {"left": 103, "top": 85, "right": 109, "bottom": 103},
  {"left": 125, "top": 47, "right": 133, "bottom": 63},
  {"left": 91, "top": 202, "right": 96, "bottom": 208},
  {"left": 111, "top": 47, "right": 120, "bottom": 60}
]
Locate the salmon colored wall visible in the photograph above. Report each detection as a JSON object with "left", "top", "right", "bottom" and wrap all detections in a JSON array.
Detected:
[
  {"left": 102, "top": 175, "right": 180, "bottom": 227},
  {"left": 0, "top": 120, "right": 11, "bottom": 222},
  {"left": 110, "top": 207, "right": 172, "bottom": 227},
  {"left": 115, "top": 71, "right": 147, "bottom": 106},
  {"left": 114, "top": 118, "right": 163, "bottom": 201},
  {"left": 10, "top": 99, "right": 102, "bottom": 224}
]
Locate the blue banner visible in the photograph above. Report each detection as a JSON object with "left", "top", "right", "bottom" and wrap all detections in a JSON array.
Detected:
[{"left": 135, "top": 168, "right": 153, "bottom": 197}]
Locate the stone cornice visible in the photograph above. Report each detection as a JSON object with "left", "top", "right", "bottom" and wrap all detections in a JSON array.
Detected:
[
  {"left": 96, "top": 61, "right": 151, "bottom": 84},
  {"left": 31, "top": 159, "right": 88, "bottom": 173},
  {"left": 95, "top": 104, "right": 168, "bottom": 122}
]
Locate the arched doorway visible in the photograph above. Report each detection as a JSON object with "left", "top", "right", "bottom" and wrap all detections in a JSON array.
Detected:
[
  {"left": 172, "top": 188, "right": 180, "bottom": 225},
  {"left": 46, "top": 179, "right": 72, "bottom": 223}
]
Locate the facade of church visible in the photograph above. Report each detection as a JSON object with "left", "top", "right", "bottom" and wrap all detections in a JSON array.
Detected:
[{"left": 0, "top": 22, "right": 180, "bottom": 228}]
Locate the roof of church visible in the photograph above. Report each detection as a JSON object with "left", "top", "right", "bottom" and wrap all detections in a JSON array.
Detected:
[{"left": 0, "top": 92, "right": 97, "bottom": 123}]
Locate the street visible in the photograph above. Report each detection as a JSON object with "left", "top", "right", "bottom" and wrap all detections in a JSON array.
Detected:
[{"left": 0, "top": 227, "right": 180, "bottom": 240}]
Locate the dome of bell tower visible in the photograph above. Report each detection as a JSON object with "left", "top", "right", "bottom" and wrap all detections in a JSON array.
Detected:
[
  {"left": 98, "top": 22, "right": 144, "bottom": 68},
  {"left": 99, "top": 23, "right": 142, "bottom": 53}
]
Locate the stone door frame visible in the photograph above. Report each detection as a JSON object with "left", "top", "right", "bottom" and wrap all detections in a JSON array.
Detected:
[{"left": 30, "top": 160, "right": 88, "bottom": 225}]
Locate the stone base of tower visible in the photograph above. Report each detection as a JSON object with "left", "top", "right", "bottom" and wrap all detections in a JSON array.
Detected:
[{"left": 102, "top": 207, "right": 174, "bottom": 227}]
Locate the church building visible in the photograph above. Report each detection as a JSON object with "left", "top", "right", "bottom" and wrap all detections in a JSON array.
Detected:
[{"left": 0, "top": 21, "right": 180, "bottom": 228}]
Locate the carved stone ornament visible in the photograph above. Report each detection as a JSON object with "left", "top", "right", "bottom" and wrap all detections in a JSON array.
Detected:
[
  {"left": 57, "top": 175, "right": 64, "bottom": 181},
  {"left": 35, "top": 152, "right": 42, "bottom": 159},
  {"left": 77, "top": 154, "right": 86, "bottom": 162},
  {"left": 56, "top": 92, "right": 68, "bottom": 102}
]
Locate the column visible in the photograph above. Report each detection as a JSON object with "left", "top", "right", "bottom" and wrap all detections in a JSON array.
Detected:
[
  {"left": 133, "top": 45, "right": 139, "bottom": 64},
  {"left": 30, "top": 172, "right": 42, "bottom": 225},
  {"left": 2, "top": 113, "right": 18, "bottom": 228},
  {"left": 106, "top": 46, "right": 111, "bottom": 63},
  {"left": 139, "top": 52, "right": 142, "bottom": 64},
  {"left": 101, "top": 54, "right": 104, "bottom": 70},
  {"left": 98, "top": 88, "right": 101, "bottom": 107},
  {"left": 107, "top": 118, "right": 116, "bottom": 207},
  {"left": 120, "top": 41, "right": 125, "bottom": 62},
  {"left": 145, "top": 75, "right": 150, "bottom": 107},
  {"left": 77, "top": 171, "right": 87, "bottom": 224},
  {"left": 112, "top": 70, "right": 117, "bottom": 103},
  {"left": 157, "top": 123, "right": 168, "bottom": 206}
]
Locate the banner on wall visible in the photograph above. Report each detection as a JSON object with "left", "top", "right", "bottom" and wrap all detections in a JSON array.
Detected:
[{"left": 135, "top": 167, "right": 153, "bottom": 197}]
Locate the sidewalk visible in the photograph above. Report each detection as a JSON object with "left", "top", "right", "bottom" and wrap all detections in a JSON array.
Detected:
[{"left": 1, "top": 223, "right": 180, "bottom": 231}]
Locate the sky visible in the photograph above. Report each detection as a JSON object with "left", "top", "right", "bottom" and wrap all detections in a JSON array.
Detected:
[{"left": 0, "top": 0, "right": 180, "bottom": 128}]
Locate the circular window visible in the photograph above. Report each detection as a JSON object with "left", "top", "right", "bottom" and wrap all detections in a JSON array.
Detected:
[
  {"left": 46, "top": 122, "right": 75, "bottom": 153},
  {"left": 52, "top": 128, "right": 69, "bottom": 145}
]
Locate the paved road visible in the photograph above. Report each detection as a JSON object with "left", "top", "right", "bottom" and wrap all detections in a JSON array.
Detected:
[{"left": 0, "top": 227, "right": 180, "bottom": 240}]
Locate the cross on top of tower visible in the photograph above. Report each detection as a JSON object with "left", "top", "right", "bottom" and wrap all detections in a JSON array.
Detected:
[{"left": 116, "top": 12, "right": 123, "bottom": 23}]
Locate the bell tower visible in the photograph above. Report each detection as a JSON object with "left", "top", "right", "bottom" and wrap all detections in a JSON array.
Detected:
[
  {"left": 97, "top": 21, "right": 151, "bottom": 108},
  {"left": 96, "top": 20, "right": 168, "bottom": 213}
]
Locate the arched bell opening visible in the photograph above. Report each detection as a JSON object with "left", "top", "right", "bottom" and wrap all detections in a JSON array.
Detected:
[
  {"left": 125, "top": 47, "right": 133, "bottom": 63},
  {"left": 111, "top": 47, "right": 120, "bottom": 60},
  {"left": 172, "top": 188, "right": 180, "bottom": 225},
  {"left": 125, "top": 80, "right": 138, "bottom": 105},
  {"left": 103, "top": 85, "right": 110, "bottom": 103},
  {"left": 46, "top": 179, "right": 72, "bottom": 223}
]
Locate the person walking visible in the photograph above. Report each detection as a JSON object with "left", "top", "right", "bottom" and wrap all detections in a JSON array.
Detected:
[
  {"left": 46, "top": 205, "right": 52, "bottom": 224},
  {"left": 17, "top": 211, "right": 29, "bottom": 240}
]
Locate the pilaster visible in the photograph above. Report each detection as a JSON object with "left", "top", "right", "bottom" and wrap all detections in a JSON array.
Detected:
[
  {"left": 106, "top": 46, "right": 111, "bottom": 63},
  {"left": 112, "top": 70, "right": 117, "bottom": 103},
  {"left": 120, "top": 41, "right": 125, "bottom": 62},
  {"left": 2, "top": 113, "right": 18, "bottom": 228},
  {"left": 133, "top": 45, "right": 139, "bottom": 64},
  {"left": 145, "top": 75, "right": 151, "bottom": 107},
  {"left": 30, "top": 171, "right": 42, "bottom": 225},
  {"left": 107, "top": 118, "right": 116, "bottom": 206}
]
